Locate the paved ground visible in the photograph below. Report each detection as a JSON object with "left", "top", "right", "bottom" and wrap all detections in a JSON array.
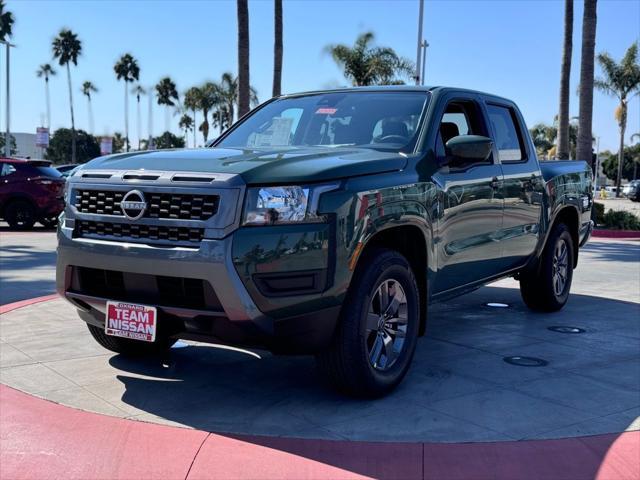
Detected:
[{"left": 1, "top": 233, "right": 638, "bottom": 443}]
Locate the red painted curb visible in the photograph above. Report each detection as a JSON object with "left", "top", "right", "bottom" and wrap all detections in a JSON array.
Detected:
[
  {"left": 1, "top": 384, "right": 638, "bottom": 480},
  {"left": 593, "top": 229, "right": 640, "bottom": 239},
  {"left": 0, "top": 294, "right": 59, "bottom": 315}
]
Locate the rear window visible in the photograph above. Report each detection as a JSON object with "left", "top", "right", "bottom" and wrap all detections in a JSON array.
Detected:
[{"left": 33, "top": 166, "right": 63, "bottom": 178}]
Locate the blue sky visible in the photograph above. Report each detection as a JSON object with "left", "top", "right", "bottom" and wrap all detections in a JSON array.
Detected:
[{"left": 6, "top": 0, "right": 640, "bottom": 152}]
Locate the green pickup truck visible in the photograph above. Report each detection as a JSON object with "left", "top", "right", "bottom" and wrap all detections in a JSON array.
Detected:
[{"left": 57, "top": 87, "right": 593, "bottom": 396}]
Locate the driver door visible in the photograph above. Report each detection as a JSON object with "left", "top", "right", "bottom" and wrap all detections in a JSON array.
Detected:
[{"left": 432, "top": 96, "right": 504, "bottom": 294}]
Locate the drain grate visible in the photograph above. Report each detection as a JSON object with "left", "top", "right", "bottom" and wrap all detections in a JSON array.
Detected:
[
  {"left": 503, "top": 356, "right": 548, "bottom": 367},
  {"left": 548, "top": 326, "right": 586, "bottom": 334}
]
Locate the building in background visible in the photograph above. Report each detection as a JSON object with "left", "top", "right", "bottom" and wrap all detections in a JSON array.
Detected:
[{"left": 13, "top": 133, "right": 43, "bottom": 159}]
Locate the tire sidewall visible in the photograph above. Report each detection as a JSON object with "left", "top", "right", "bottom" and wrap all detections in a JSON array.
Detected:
[{"left": 350, "top": 253, "right": 420, "bottom": 392}]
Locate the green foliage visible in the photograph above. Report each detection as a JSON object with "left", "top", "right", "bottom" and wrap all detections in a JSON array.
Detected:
[
  {"left": 0, "top": 0, "right": 15, "bottom": 41},
  {"left": 114, "top": 54, "right": 140, "bottom": 83},
  {"left": 326, "top": 32, "right": 415, "bottom": 86},
  {"left": 529, "top": 122, "right": 578, "bottom": 159},
  {"left": 591, "top": 202, "right": 605, "bottom": 225},
  {"left": 0, "top": 134, "right": 17, "bottom": 155},
  {"left": 45, "top": 128, "right": 100, "bottom": 164},
  {"left": 52, "top": 29, "right": 82, "bottom": 67},
  {"left": 602, "top": 209, "right": 640, "bottom": 230},
  {"left": 153, "top": 131, "right": 185, "bottom": 150},
  {"left": 155, "top": 77, "right": 179, "bottom": 107},
  {"left": 601, "top": 144, "right": 640, "bottom": 181}
]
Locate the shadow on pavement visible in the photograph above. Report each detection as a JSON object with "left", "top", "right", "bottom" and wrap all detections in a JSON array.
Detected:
[{"left": 107, "top": 287, "right": 639, "bottom": 444}]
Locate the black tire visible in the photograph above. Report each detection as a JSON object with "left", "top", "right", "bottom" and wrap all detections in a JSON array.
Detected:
[
  {"left": 87, "top": 324, "right": 176, "bottom": 356},
  {"left": 520, "top": 223, "right": 574, "bottom": 312},
  {"left": 316, "top": 248, "right": 420, "bottom": 397},
  {"left": 4, "top": 200, "right": 36, "bottom": 230},
  {"left": 39, "top": 216, "right": 58, "bottom": 229}
]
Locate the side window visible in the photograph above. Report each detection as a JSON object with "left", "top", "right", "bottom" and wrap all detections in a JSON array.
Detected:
[
  {"left": 1, "top": 164, "right": 16, "bottom": 176},
  {"left": 437, "top": 100, "right": 489, "bottom": 168},
  {"left": 486, "top": 104, "right": 525, "bottom": 162}
]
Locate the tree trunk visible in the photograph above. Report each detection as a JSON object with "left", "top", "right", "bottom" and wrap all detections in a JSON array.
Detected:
[
  {"left": 137, "top": 98, "right": 142, "bottom": 150},
  {"left": 615, "top": 99, "right": 627, "bottom": 197},
  {"left": 576, "top": 0, "right": 597, "bottom": 167},
  {"left": 557, "top": 0, "right": 573, "bottom": 160},
  {"left": 124, "top": 83, "right": 130, "bottom": 152},
  {"left": 45, "top": 78, "right": 51, "bottom": 130},
  {"left": 202, "top": 108, "right": 210, "bottom": 142},
  {"left": 66, "top": 64, "right": 77, "bottom": 163},
  {"left": 237, "top": 0, "right": 250, "bottom": 117},
  {"left": 88, "top": 98, "right": 94, "bottom": 135},
  {"left": 272, "top": 0, "right": 283, "bottom": 98},
  {"left": 192, "top": 108, "right": 197, "bottom": 147}
]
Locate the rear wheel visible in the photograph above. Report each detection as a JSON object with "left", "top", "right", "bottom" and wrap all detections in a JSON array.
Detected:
[
  {"left": 87, "top": 324, "right": 177, "bottom": 356},
  {"left": 5, "top": 200, "right": 36, "bottom": 230},
  {"left": 316, "top": 248, "right": 420, "bottom": 397},
  {"left": 520, "top": 223, "right": 574, "bottom": 312}
]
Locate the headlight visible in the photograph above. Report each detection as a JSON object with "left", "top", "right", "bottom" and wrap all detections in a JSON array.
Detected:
[{"left": 243, "top": 185, "right": 332, "bottom": 225}]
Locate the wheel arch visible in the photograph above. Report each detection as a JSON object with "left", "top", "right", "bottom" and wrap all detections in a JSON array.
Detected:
[
  {"left": 548, "top": 206, "right": 580, "bottom": 267},
  {"left": 354, "top": 223, "right": 431, "bottom": 336}
]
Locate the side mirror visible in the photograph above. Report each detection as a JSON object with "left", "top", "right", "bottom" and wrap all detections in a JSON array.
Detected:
[{"left": 444, "top": 135, "right": 493, "bottom": 166}]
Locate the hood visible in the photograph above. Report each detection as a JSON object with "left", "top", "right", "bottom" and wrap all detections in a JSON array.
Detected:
[{"left": 82, "top": 146, "right": 407, "bottom": 184}]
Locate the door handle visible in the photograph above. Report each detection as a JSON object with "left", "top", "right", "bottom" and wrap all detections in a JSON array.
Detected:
[{"left": 490, "top": 177, "right": 500, "bottom": 189}]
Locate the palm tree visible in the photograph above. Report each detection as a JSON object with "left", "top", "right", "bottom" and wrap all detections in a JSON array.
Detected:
[
  {"left": 326, "top": 32, "right": 415, "bottom": 86},
  {"left": 81, "top": 81, "right": 97, "bottom": 134},
  {"left": 52, "top": 29, "right": 82, "bottom": 163},
  {"left": 0, "top": 1, "right": 13, "bottom": 41},
  {"left": 198, "top": 82, "right": 219, "bottom": 144},
  {"left": 184, "top": 86, "right": 202, "bottom": 147},
  {"left": 556, "top": 0, "right": 573, "bottom": 160},
  {"left": 272, "top": 0, "right": 283, "bottom": 97},
  {"left": 114, "top": 54, "right": 140, "bottom": 152},
  {"left": 237, "top": 0, "right": 250, "bottom": 117},
  {"left": 594, "top": 43, "right": 640, "bottom": 196},
  {"left": 576, "top": 0, "right": 598, "bottom": 168},
  {"left": 0, "top": 1, "right": 13, "bottom": 157},
  {"left": 214, "top": 72, "right": 258, "bottom": 131},
  {"left": 132, "top": 85, "right": 145, "bottom": 150},
  {"left": 155, "top": 77, "right": 179, "bottom": 133},
  {"left": 36, "top": 64, "right": 56, "bottom": 129},
  {"left": 178, "top": 114, "right": 194, "bottom": 146}
]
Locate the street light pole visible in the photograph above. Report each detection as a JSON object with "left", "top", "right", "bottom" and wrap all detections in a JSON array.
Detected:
[
  {"left": 415, "top": 0, "right": 424, "bottom": 85},
  {"left": 1, "top": 40, "right": 15, "bottom": 157},
  {"left": 421, "top": 40, "right": 429, "bottom": 85}
]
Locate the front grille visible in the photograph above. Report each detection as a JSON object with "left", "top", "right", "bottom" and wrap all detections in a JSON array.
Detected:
[
  {"left": 75, "top": 220, "right": 204, "bottom": 244},
  {"left": 75, "top": 267, "right": 221, "bottom": 310},
  {"left": 75, "top": 189, "right": 219, "bottom": 220}
]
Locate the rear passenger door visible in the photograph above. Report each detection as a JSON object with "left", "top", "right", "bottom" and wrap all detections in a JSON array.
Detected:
[
  {"left": 484, "top": 100, "right": 543, "bottom": 270},
  {"left": 432, "top": 94, "right": 504, "bottom": 294}
]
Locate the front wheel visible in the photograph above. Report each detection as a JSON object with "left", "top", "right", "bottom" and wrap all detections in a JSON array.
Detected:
[
  {"left": 520, "top": 223, "right": 574, "bottom": 312},
  {"left": 316, "top": 248, "right": 420, "bottom": 397},
  {"left": 87, "top": 324, "right": 176, "bottom": 356}
]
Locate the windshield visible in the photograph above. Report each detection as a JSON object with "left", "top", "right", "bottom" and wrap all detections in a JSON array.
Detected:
[{"left": 216, "top": 91, "right": 430, "bottom": 153}]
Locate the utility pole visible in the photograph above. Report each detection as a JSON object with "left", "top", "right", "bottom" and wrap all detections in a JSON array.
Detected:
[
  {"left": 1, "top": 40, "right": 15, "bottom": 157},
  {"left": 415, "top": 0, "right": 424, "bottom": 85}
]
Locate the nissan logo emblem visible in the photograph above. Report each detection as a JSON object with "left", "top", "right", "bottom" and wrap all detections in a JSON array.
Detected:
[{"left": 121, "top": 190, "right": 147, "bottom": 220}]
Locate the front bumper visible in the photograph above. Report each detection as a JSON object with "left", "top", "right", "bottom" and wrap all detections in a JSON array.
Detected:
[{"left": 56, "top": 224, "right": 340, "bottom": 354}]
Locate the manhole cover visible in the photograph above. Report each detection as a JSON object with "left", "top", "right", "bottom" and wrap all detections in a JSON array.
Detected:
[
  {"left": 548, "top": 326, "right": 586, "bottom": 334},
  {"left": 485, "top": 302, "right": 510, "bottom": 308},
  {"left": 503, "top": 356, "right": 548, "bottom": 367}
]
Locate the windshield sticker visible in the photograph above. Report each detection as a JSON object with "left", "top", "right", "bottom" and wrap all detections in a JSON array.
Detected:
[
  {"left": 246, "top": 117, "right": 294, "bottom": 147},
  {"left": 316, "top": 107, "right": 337, "bottom": 115}
]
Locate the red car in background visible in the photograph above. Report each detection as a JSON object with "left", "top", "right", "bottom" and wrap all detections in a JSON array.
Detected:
[{"left": 0, "top": 158, "right": 65, "bottom": 229}]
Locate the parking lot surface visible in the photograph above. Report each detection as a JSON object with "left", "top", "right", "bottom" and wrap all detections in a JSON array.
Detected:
[{"left": 1, "top": 233, "right": 638, "bottom": 443}]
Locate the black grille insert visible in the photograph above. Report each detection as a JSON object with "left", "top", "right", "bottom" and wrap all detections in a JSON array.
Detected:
[
  {"left": 75, "top": 220, "right": 204, "bottom": 244},
  {"left": 75, "top": 189, "right": 219, "bottom": 220},
  {"left": 75, "top": 267, "right": 221, "bottom": 311}
]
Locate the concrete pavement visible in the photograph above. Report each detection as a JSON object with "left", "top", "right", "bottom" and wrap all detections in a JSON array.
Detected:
[{"left": 1, "top": 236, "right": 638, "bottom": 442}]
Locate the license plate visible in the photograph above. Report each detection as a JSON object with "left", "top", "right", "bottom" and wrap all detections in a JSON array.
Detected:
[{"left": 105, "top": 301, "right": 157, "bottom": 342}]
